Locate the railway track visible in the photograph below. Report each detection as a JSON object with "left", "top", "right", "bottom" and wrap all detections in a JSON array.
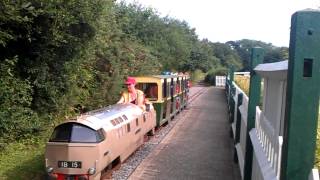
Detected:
[
  {"left": 101, "top": 85, "right": 208, "bottom": 180},
  {"left": 128, "top": 86, "right": 240, "bottom": 180},
  {"left": 188, "top": 86, "right": 208, "bottom": 104}
]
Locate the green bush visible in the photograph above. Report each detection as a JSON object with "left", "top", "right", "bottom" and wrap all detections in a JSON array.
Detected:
[
  {"left": 204, "top": 67, "right": 228, "bottom": 85},
  {"left": 190, "top": 69, "right": 206, "bottom": 83},
  {"left": 0, "top": 57, "right": 42, "bottom": 143}
]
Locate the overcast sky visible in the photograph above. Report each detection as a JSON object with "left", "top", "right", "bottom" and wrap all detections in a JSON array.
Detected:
[{"left": 121, "top": 0, "right": 320, "bottom": 47}]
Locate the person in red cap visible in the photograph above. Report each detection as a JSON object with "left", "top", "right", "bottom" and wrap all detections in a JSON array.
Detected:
[{"left": 117, "top": 77, "right": 146, "bottom": 110}]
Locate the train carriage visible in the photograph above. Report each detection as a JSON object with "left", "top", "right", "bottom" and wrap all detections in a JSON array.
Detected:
[
  {"left": 134, "top": 74, "right": 190, "bottom": 127},
  {"left": 179, "top": 74, "right": 190, "bottom": 109}
]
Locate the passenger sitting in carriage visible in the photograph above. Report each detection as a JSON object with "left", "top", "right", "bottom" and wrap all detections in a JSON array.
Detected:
[
  {"left": 117, "top": 76, "right": 152, "bottom": 111},
  {"left": 145, "top": 85, "right": 158, "bottom": 99}
]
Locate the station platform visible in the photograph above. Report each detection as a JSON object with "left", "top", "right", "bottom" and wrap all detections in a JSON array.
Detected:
[{"left": 129, "top": 87, "right": 241, "bottom": 180}]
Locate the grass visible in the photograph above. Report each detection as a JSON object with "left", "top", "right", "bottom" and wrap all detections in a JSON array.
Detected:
[
  {"left": 0, "top": 117, "right": 59, "bottom": 180},
  {"left": 0, "top": 137, "right": 47, "bottom": 180}
]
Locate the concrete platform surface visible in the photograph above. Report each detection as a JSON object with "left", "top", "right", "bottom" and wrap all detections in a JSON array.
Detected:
[{"left": 129, "top": 87, "right": 241, "bottom": 180}]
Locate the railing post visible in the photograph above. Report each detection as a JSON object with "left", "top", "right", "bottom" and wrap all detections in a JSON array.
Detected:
[
  {"left": 226, "top": 69, "right": 230, "bottom": 99},
  {"left": 228, "top": 66, "right": 235, "bottom": 109},
  {"left": 225, "top": 74, "right": 228, "bottom": 93},
  {"left": 243, "top": 47, "right": 264, "bottom": 180},
  {"left": 235, "top": 93, "right": 243, "bottom": 144},
  {"left": 280, "top": 9, "right": 320, "bottom": 180},
  {"left": 229, "top": 87, "right": 236, "bottom": 123},
  {"left": 234, "top": 93, "right": 243, "bottom": 163},
  {"left": 230, "top": 66, "right": 234, "bottom": 83}
]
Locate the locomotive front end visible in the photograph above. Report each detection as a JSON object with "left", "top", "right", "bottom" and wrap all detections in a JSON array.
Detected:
[{"left": 45, "top": 122, "right": 105, "bottom": 180}]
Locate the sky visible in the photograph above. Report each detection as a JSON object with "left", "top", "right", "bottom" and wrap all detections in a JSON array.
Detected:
[{"left": 122, "top": 0, "right": 320, "bottom": 47}]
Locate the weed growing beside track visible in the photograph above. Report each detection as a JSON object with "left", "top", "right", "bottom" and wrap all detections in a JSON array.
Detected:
[{"left": 0, "top": 138, "right": 46, "bottom": 179}]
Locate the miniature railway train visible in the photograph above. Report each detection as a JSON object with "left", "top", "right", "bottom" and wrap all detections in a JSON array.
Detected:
[{"left": 45, "top": 74, "right": 190, "bottom": 180}]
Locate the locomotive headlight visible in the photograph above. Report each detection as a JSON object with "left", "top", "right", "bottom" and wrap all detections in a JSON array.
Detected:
[
  {"left": 46, "top": 166, "right": 54, "bottom": 173},
  {"left": 88, "top": 167, "right": 96, "bottom": 175}
]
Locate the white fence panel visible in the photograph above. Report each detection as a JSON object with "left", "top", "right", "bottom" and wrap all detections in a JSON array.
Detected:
[
  {"left": 250, "top": 128, "right": 278, "bottom": 180},
  {"left": 231, "top": 83, "right": 246, "bottom": 139},
  {"left": 250, "top": 106, "right": 283, "bottom": 180},
  {"left": 309, "top": 169, "right": 320, "bottom": 180},
  {"left": 231, "top": 94, "right": 237, "bottom": 139},
  {"left": 234, "top": 72, "right": 250, "bottom": 76},
  {"left": 215, "top": 76, "right": 226, "bottom": 87},
  {"left": 235, "top": 90, "right": 249, "bottom": 179}
]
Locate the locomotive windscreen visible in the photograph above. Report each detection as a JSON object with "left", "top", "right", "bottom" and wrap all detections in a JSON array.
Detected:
[{"left": 49, "top": 122, "right": 104, "bottom": 143}]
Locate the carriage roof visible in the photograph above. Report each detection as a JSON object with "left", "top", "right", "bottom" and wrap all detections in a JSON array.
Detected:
[
  {"left": 134, "top": 74, "right": 189, "bottom": 83},
  {"left": 63, "top": 104, "right": 143, "bottom": 131}
]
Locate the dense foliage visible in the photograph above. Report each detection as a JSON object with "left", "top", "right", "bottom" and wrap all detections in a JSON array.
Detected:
[
  {"left": 0, "top": 0, "right": 294, "bottom": 178},
  {"left": 227, "top": 39, "right": 289, "bottom": 70},
  {"left": 0, "top": 0, "right": 288, "bottom": 145}
]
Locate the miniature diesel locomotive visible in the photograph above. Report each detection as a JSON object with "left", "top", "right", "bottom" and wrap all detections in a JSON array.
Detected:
[
  {"left": 45, "top": 74, "right": 190, "bottom": 180},
  {"left": 45, "top": 103, "right": 156, "bottom": 180}
]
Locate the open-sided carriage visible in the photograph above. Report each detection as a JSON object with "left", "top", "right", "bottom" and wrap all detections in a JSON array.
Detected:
[{"left": 134, "top": 74, "right": 190, "bottom": 127}]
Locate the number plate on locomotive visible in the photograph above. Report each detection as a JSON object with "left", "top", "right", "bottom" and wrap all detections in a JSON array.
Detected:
[{"left": 58, "top": 161, "right": 82, "bottom": 168}]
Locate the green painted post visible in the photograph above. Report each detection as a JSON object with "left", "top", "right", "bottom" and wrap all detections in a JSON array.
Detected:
[
  {"left": 225, "top": 73, "right": 229, "bottom": 97},
  {"left": 153, "top": 103, "right": 163, "bottom": 127},
  {"left": 228, "top": 66, "right": 235, "bottom": 108},
  {"left": 230, "top": 66, "right": 235, "bottom": 83},
  {"left": 243, "top": 47, "right": 264, "bottom": 180},
  {"left": 229, "top": 89, "right": 236, "bottom": 123},
  {"left": 280, "top": 10, "right": 320, "bottom": 180},
  {"left": 235, "top": 93, "right": 243, "bottom": 143}
]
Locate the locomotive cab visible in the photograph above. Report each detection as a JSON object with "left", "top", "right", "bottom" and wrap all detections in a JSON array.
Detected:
[{"left": 45, "top": 122, "right": 105, "bottom": 180}]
